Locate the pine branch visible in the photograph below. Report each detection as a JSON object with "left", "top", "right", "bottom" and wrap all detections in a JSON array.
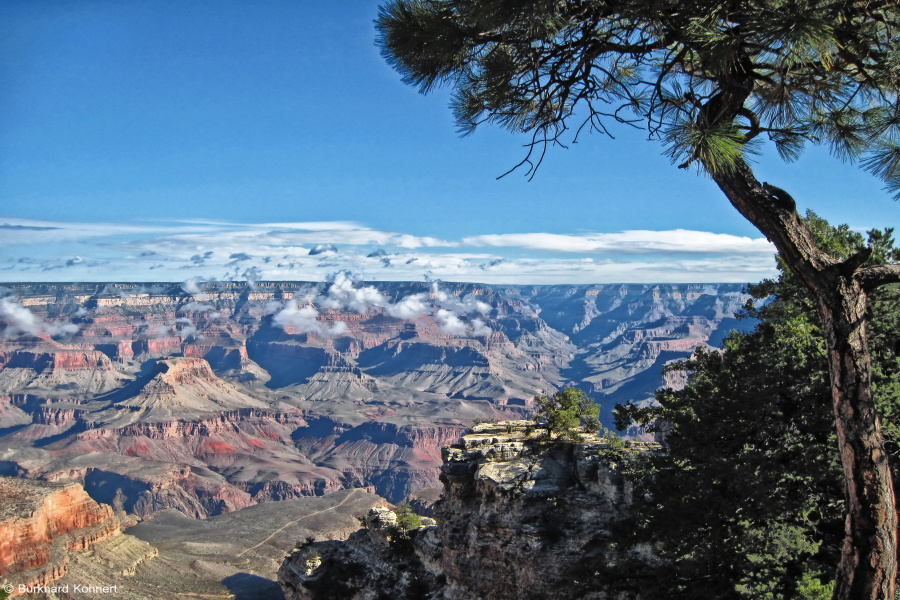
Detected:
[
  {"left": 857, "top": 264, "right": 900, "bottom": 290},
  {"left": 839, "top": 247, "right": 872, "bottom": 277}
]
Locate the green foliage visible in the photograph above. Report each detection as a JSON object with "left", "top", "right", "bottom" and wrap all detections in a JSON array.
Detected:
[
  {"left": 797, "top": 573, "right": 835, "bottom": 600},
  {"left": 386, "top": 504, "right": 424, "bottom": 556},
  {"left": 393, "top": 504, "right": 423, "bottom": 537},
  {"left": 596, "top": 431, "right": 644, "bottom": 474},
  {"left": 612, "top": 214, "right": 900, "bottom": 599},
  {"left": 534, "top": 387, "right": 601, "bottom": 441},
  {"left": 378, "top": 0, "right": 900, "bottom": 195}
]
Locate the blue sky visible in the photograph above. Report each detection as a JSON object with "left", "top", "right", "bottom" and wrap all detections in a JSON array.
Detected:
[{"left": 0, "top": 1, "right": 897, "bottom": 284}]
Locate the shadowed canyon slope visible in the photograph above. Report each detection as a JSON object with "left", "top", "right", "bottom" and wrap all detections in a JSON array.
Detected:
[{"left": 0, "top": 281, "right": 749, "bottom": 511}]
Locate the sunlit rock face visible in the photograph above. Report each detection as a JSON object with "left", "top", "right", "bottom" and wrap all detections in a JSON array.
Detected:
[
  {"left": 0, "top": 476, "right": 120, "bottom": 587},
  {"left": 279, "top": 422, "right": 658, "bottom": 600},
  {"left": 0, "top": 281, "right": 748, "bottom": 513}
]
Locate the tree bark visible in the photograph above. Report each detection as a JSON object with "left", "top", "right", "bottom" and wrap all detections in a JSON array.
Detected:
[
  {"left": 819, "top": 278, "right": 897, "bottom": 600},
  {"left": 710, "top": 160, "right": 897, "bottom": 600}
]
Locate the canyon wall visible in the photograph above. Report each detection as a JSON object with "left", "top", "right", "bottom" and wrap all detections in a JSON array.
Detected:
[
  {"left": 0, "top": 281, "right": 748, "bottom": 514},
  {"left": 0, "top": 476, "right": 120, "bottom": 587},
  {"left": 279, "top": 422, "right": 658, "bottom": 600}
]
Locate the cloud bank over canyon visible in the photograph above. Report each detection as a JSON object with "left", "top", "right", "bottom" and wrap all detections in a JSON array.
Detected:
[
  {"left": 0, "top": 271, "right": 494, "bottom": 341},
  {"left": 0, "top": 217, "right": 778, "bottom": 283}
]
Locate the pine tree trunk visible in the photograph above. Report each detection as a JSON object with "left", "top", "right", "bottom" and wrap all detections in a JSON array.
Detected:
[
  {"left": 818, "top": 279, "right": 897, "bottom": 600},
  {"left": 709, "top": 160, "right": 898, "bottom": 600}
]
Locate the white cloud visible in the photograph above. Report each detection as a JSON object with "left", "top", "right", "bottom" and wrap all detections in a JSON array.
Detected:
[
  {"left": 329, "top": 321, "right": 349, "bottom": 336},
  {"left": 319, "top": 271, "right": 389, "bottom": 314},
  {"left": 0, "top": 217, "right": 780, "bottom": 284},
  {"left": 272, "top": 302, "right": 347, "bottom": 337},
  {"left": 273, "top": 303, "right": 321, "bottom": 333},
  {"left": 461, "top": 230, "right": 774, "bottom": 255},
  {"left": 0, "top": 218, "right": 219, "bottom": 247},
  {"left": 0, "top": 296, "right": 79, "bottom": 338},
  {"left": 267, "top": 226, "right": 453, "bottom": 249},
  {"left": 260, "top": 300, "right": 284, "bottom": 315},
  {"left": 174, "top": 317, "right": 198, "bottom": 338},
  {"left": 259, "top": 221, "right": 364, "bottom": 231},
  {"left": 435, "top": 309, "right": 468, "bottom": 335},
  {"left": 386, "top": 292, "right": 430, "bottom": 320},
  {"left": 181, "top": 301, "right": 215, "bottom": 312},
  {"left": 470, "top": 318, "right": 492, "bottom": 336},
  {"left": 181, "top": 277, "right": 206, "bottom": 295},
  {"left": 434, "top": 309, "right": 493, "bottom": 337},
  {"left": 431, "top": 283, "right": 491, "bottom": 314},
  {"left": 147, "top": 324, "right": 172, "bottom": 339}
]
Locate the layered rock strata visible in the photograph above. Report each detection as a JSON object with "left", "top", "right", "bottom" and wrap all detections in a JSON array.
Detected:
[
  {"left": 1, "top": 281, "right": 746, "bottom": 512},
  {"left": 0, "top": 476, "right": 121, "bottom": 587},
  {"left": 279, "top": 422, "right": 659, "bottom": 600}
]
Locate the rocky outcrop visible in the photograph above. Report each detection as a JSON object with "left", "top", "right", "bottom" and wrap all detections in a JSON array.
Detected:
[
  {"left": 184, "top": 343, "right": 248, "bottom": 370},
  {"left": 78, "top": 408, "right": 302, "bottom": 440},
  {"left": 279, "top": 422, "right": 659, "bottom": 600},
  {"left": 132, "top": 337, "right": 183, "bottom": 356},
  {"left": 404, "top": 486, "right": 441, "bottom": 517},
  {"left": 292, "top": 421, "right": 470, "bottom": 501},
  {"left": 434, "top": 423, "right": 648, "bottom": 600},
  {"left": 0, "top": 476, "right": 120, "bottom": 587}
]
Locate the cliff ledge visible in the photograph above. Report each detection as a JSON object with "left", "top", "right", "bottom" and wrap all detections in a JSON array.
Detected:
[{"left": 279, "top": 421, "right": 658, "bottom": 600}]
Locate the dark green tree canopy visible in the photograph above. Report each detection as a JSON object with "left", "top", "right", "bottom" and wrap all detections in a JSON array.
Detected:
[
  {"left": 612, "top": 214, "right": 900, "bottom": 600},
  {"left": 534, "top": 387, "right": 601, "bottom": 441},
  {"left": 378, "top": 0, "right": 900, "bottom": 188}
]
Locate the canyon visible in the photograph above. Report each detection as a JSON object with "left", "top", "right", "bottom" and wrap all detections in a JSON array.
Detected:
[
  {"left": 0, "top": 474, "right": 386, "bottom": 598},
  {"left": 0, "top": 280, "right": 748, "bottom": 518}
]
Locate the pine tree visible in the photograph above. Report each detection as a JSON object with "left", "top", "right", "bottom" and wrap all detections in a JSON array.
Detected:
[
  {"left": 377, "top": 3, "right": 900, "bottom": 597},
  {"left": 614, "top": 214, "right": 900, "bottom": 599},
  {"left": 534, "top": 387, "right": 601, "bottom": 441}
]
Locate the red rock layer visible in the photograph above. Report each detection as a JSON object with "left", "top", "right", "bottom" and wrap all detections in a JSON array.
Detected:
[
  {"left": 0, "top": 350, "right": 113, "bottom": 373},
  {"left": 132, "top": 337, "right": 183, "bottom": 355},
  {"left": 78, "top": 409, "right": 303, "bottom": 439},
  {"left": 0, "top": 477, "right": 119, "bottom": 579}
]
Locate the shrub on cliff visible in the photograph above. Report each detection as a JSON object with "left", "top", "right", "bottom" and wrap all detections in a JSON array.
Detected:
[
  {"left": 534, "top": 387, "right": 601, "bottom": 441},
  {"left": 393, "top": 503, "right": 423, "bottom": 533}
]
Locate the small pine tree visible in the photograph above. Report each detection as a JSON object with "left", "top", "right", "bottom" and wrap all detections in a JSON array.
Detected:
[
  {"left": 393, "top": 504, "right": 423, "bottom": 537},
  {"left": 534, "top": 388, "right": 601, "bottom": 441}
]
